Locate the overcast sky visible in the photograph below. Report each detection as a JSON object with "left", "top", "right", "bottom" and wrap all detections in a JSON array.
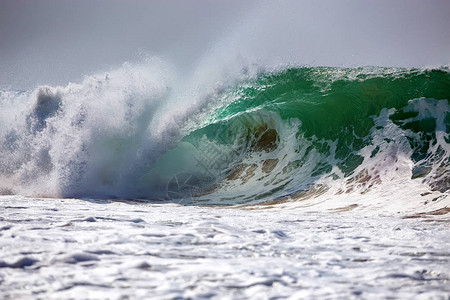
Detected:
[{"left": 1, "top": 0, "right": 449, "bottom": 90}]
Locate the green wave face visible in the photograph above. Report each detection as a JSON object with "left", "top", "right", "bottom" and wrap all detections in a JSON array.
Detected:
[
  {"left": 167, "top": 67, "right": 450, "bottom": 204},
  {"left": 203, "top": 67, "right": 449, "bottom": 140}
]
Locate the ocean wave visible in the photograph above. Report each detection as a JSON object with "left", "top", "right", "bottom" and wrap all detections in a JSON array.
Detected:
[{"left": 0, "top": 65, "right": 449, "bottom": 208}]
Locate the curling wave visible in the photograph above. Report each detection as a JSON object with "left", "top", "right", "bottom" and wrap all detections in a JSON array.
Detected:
[{"left": 0, "top": 65, "right": 449, "bottom": 208}]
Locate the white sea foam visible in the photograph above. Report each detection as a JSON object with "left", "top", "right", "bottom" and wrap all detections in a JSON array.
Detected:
[{"left": 0, "top": 196, "right": 448, "bottom": 299}]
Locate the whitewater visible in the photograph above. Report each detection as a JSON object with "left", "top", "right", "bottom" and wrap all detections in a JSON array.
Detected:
[{"left": 1, "top": 1, "right": 449, "bottom": 299}]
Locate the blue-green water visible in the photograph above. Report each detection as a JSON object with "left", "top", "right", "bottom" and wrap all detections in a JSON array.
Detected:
[{"left": 0, "top": 66, "right": 449, "bottom": 203}]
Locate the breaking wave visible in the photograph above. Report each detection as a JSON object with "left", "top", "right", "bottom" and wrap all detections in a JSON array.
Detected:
[{"left": 0, "top": 64, "right": 449, "bottom": 208}]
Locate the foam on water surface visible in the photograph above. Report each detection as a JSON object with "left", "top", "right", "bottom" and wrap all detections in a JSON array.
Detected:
[{"left": 0, "top": 196, "right": 448, "bottom": 299}]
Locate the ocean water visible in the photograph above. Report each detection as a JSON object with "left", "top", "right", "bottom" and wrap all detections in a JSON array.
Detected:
[{"left": 0, "top": 63, "right": 449, "bottom": 299}]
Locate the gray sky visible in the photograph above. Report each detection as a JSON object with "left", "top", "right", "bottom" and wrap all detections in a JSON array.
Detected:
[
  {"left": 0, "top": 0, "right": 254, "bottom": 89},
  {"left": 1, "top": 0, "right": 449, "bottom": 90}
]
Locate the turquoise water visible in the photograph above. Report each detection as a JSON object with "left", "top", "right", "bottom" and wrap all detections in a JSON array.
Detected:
[{"left": 162, "top": 67, "right": 450, "bottom": 203}]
